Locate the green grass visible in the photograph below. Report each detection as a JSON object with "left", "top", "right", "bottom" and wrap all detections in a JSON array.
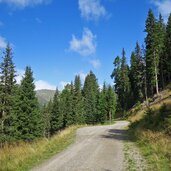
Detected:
[
  {"left": 128, "top": 101, "right": 171, "bottom": 170},
  {"left": 127, "top": 87, "right": 171, "bottom": 171},
  {"left": 0, "top": 125, "right": 81, "bottom": 171},
  {"left": 132, "top": 130, "right": 171, "bottom": 171}
]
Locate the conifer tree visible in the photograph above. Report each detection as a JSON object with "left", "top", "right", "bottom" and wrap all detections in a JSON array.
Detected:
[
  {"left": 106, "top": 85, "right": 116, "bottom": 122},
  {"left": 165, "top": 13, "right": 171, "bottom": 83},
  {"left": 83, "top": 71, "right": 99, "bottom": 124},
  {"left": 0, "top": 44, "right": 16, "bottom": 142},
  {"left": 60, "top": 83, "right": 75, "bottom": 128},
  {"left": 50, "top": 88, "right": 63, "bottom": 134},
  {"left": 16, "top": 66, "right": 43, "bottom": 141},
  {"left": 158, "top": 14, "right": 166, "bottom": 89},
  {"left": 111, "top": 56, "right": 122, "bottom": 110},
  {"left": 111, "top": 49, "right": 130, "bottom": 111},
  {"left": 130, "top": 42, "right": 145, "bottom": 103},
  {"left": 145, "top": 9, "right": 158, "bottom": 96},
  {"left": 97, "top": 83, "right": 108, "bottom": 123},
  {"left": 42, "top": 100, "right": 52, "bottom": 138},
  {"left": 73, "top": 75, "right": 85, "bottom": 124}
]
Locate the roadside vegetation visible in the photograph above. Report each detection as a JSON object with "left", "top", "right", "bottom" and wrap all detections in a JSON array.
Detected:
[
  {"left": 0, "top": 125, "right": 81, "bottom": 171},
  {"left": 128, "top": 86, "right": 171, "bottom": 171}
]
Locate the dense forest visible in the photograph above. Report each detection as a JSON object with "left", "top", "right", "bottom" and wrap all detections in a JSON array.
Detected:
[
  {"left": 111, "top": 9, "right": 171, "bottom": 112},
  {"left": 0, "top": 9, "right": 171, "bottom": 144},
  {"left": 0, "top": 44, "right": 116, "bottom": 143}
]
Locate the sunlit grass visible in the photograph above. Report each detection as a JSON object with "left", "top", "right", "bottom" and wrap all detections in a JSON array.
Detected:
[
  {"left": 128, "top": 87, "right": 171, "bottom": 171},
  {"left": 0, "top": 125, "right": 81, "bottom": 171},
  {"left": 134, "top": 129, "right": 171, "bottom": 171}
]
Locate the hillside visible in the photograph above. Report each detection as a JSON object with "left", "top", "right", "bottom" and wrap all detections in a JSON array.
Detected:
[
  {"left": 36, "top": 89, "right": 55, "bottom": 106},
  {"left": 128, "top": 85, "right": 171, "bottom": 171}
]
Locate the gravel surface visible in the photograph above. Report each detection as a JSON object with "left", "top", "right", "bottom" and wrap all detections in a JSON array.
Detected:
[{"left": 31, "top": 121, "right": 129, "bottom": 171}]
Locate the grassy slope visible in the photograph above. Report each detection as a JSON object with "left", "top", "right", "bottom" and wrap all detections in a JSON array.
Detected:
[
  {"left": 0, "top": 125, "right": 81, "bottom": 171},
  {"left": 128, "top": 86, "right": 171, "bottom": 171}
]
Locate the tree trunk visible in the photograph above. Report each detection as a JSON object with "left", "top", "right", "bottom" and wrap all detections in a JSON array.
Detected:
[{"left": 155, "top": 65, "right": 159, "bottom": 95}]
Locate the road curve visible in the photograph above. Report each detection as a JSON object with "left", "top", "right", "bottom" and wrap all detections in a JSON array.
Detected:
[{"left": 31, "top": 121, "right": 129, "bottom": 171}]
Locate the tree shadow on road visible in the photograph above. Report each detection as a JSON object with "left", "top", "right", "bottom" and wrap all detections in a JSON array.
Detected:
[{"left": 100, "top": 129, "right": 131, "bottom": 141}]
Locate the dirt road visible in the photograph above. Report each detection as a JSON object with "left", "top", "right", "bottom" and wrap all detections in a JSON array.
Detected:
[{"left": 32, "top": 121, "right": 129, "bottom": 171}]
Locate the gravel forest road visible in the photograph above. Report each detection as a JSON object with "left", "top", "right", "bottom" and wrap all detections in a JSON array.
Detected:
[{"left": 31, "top": 121, "right": 129, "bottom": 171}]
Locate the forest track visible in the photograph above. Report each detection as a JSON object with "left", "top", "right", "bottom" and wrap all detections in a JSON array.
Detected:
[{"left": 31, "top": 121, "right": 129, "bottom": 171}]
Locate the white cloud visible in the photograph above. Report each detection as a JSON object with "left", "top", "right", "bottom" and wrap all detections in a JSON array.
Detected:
[
  {"left": 35, "top": 80, "right": 56, "bottom": 90},
  {"left": 69, "top": 28, "right": 96, "bottom": 56},
  {"left": 152, "top": 0, "right": 171, "bottom": 19},
  {"left": 16, "top": 69, "right": 25, "bottom": 84},
  {"left": 0, "top": 36, "right": 7, "bottom": 48},
  {"left": 16, "top": 69, "right": 56, "bottom": 90},
  {"left": 0, "top": 0, "right": 51, "bottom": 8},
  {"left": 75, "top": 71, "right": 88, "bottom": 83},
  {"left": 59, "top": 81, "right": 70, "bottom": 91},
  {"left": 90, "top": 59, "right": 101, "bottom": 69},
  {"left": 79, "top": 0, "right": 107, "bottom": 20}
]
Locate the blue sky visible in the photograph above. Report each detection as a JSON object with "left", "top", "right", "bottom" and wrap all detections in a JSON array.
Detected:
[{"left": 0, "top": 0, "right": 171, "bottom": 90}]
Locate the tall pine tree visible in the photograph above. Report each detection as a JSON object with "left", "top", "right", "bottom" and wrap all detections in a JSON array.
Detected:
[
  {"left": 50, "top": 88, "right": 63, "bottom": 134},
  {"left": 130, "top": 42, "right": 145, "bottom": 103},
  {"left": 111, "top": 49, "right": 131, "bottom": 112},
  {"left": 165, "top": 13, "right": 171, "bottom": 84},
  {"left": 16, "top": 66, "right": 43, "bottom": 141},
  {"left": 83, "top": 71, "right": 99, "bottom": 124},
  {"left": 0, "top": 44, "right": 16, "bottom": 142},
  {"left": 73, "top": 75, "right": 85, "bottom": 124}
]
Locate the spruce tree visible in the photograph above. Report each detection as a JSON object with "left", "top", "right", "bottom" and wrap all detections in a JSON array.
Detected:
[
  {"left": 0, "top": 44, "right": 16, "bottom": 142},
  {"left": 106, "top": 85, "right": 116, "bottom": 122},
  {"left": 16, "top": 66, "right": 43, "bottom": 141},
  {"left": 97, "top": 83, "right": 108, "bottom": 123},
  {"left": 158, "top": 14, "right": 166, "bottom": 89},
  {"left": 42, "top": 100, "right": 52, "bottom": 138},
  {"left": 50, "top": 88, "right": 63, "bottom": 134},
  {"left": 60, "top": 83, "right": 75, "bottom": 128},
  {"left": 165, "top": 13, "right": 171, "bottom": 84},
  {"left": 120, "top": 49, "right": 131, "bottom": 110},
  {"left": 111, "top": 49, "right": 131, "bottom": 112},
  {"left": 130, "top": 42, "right": 145, "bottom": 103},
  {"left": 73, "top": 75, "right": 85, "bottom": 124},
  {"left": 145, "top": 9, "right": 159, "bottom": 96},
  {"left": 83, "top": 71, "right": 99, "bottom": 124},
  {"left": 111, "top": 56, "right": 122, "bottom": 110}
]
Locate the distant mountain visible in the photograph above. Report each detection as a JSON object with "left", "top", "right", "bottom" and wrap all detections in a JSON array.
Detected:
[{"left": 36, "top": 89, "right": 55, "bottom": 106}]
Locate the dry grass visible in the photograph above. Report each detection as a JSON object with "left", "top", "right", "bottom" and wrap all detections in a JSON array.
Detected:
[
  {"left": 128, "top": 93, "right": 171, "bottom": 123},
  {"left": 0, "top": 125, "right": 80, "bottom": 171}
]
